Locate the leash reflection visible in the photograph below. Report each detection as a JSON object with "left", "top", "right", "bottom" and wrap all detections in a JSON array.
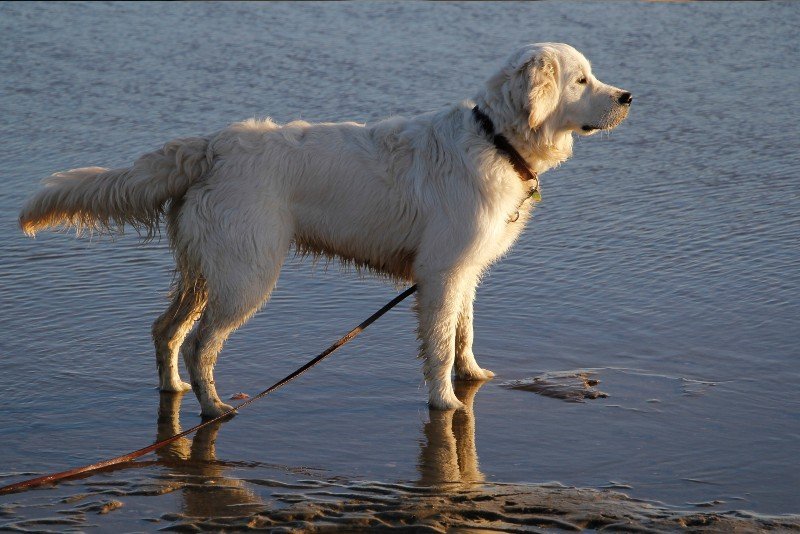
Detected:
[
  {"left": 418, "top": 380, "right": 485, "bottom": 486},
  {"left": 155, "top": 392, "right": 262, "bottom": 516}
]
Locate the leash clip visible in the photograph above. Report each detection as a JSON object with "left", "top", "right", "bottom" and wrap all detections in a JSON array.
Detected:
[{"left": 508, "top": 185, "right": 541, "bottom": 224}]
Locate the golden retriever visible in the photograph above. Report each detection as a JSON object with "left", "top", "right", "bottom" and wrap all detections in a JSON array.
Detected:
[{"left": 20, "top": 43, "right": 631, "bottom": 416}]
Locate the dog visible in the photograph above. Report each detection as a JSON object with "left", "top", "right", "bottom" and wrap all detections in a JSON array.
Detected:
[{"left": 19, "top": 43, "right": 631, "bottom": 417}]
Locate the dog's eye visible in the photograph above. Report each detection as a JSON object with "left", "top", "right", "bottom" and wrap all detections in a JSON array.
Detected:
[{"left": 577, "top": 76, "right": 587, "bottom": 85}]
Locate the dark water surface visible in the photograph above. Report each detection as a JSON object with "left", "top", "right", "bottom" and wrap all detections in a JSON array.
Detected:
[{"left": 1, "top": 1, "right": 799, "bottom": 528}]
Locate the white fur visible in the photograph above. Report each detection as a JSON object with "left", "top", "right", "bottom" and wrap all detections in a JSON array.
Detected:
[{"left": 19, "top": 43, "right": 630, "bottom": 416}]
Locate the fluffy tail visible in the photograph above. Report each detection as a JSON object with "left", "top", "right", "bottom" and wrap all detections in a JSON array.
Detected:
[{"left": 19, "top": 136, "right": 212, "bottom": 238}]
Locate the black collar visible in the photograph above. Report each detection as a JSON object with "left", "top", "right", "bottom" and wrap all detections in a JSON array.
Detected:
[{"left": 472, "top": 106, "right": 538, "bottom": 185}]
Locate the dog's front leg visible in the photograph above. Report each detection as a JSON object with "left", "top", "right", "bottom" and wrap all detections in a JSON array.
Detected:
[
  {"left": 416, "top": 272, "right": 473, "bottom": 410},
  {"left": 454, "top": 284, "right": 495, "bottom": 381}
]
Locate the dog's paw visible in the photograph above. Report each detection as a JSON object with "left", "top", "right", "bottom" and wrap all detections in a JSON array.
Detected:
[
  {"left": 456, "top": 367, "right": 496, "bottom": 381},
  {"left": 200, "top": 402, "right": 236, "bottom": 419},
  {"left": 160, "top": 380, "right": 193, "bottom": 393},
  {"left": 428, "top": 390, "right": 465, "bottom": 411}
]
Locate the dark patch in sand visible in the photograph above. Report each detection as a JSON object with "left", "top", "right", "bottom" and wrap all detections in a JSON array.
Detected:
[{"left": 502, "top": 371, "right": 609, "bottom": 402}]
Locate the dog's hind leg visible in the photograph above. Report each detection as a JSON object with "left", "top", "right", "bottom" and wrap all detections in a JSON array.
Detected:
[
  {"left": 181, "top": 216, "right": 291, "bottom": 418},
  {"left": 183, "top": 269, "right": 283, "bottom": 417},
  {"left": 152, "top": 276, "right": 208, "bottom": 392},
  {"left": 182, "top": 312, "right": 238, "bottom": 418},
  {"left": 454, "top": 284, "right": 495, "bottom": 381}
]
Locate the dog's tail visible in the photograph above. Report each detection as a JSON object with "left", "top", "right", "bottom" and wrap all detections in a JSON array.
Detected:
[{"left": 19, "top": 136, "right": 212, "bottom": 238}]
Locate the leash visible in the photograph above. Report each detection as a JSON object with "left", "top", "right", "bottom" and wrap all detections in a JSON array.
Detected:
[{"left": 0, "top": 284, "right": 418, "bottom": 496}]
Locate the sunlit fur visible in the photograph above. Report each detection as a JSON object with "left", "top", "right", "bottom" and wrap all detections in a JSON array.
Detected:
[{"left": 19, "top": 43, "right": 630, "bottom": 416}]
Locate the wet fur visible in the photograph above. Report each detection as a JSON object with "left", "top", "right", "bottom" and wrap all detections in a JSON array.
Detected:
[{"left": 19, "top": 43, "right": 630, "bottom": 416}]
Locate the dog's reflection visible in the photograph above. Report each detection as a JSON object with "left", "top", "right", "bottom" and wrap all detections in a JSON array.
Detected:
[
  {"left": 156, "top": 392, "right": 261, "bottom": 517},
  {"left": 155, "top": 379, "right": 484, "bottom": 511},
  {"left": 418, "top": 380, "right": 485, "bottom": 486}
]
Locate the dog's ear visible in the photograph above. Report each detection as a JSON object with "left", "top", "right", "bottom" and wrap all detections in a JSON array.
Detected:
[{"left": 525, "top": 52, "right": 560, "bottom": 130}]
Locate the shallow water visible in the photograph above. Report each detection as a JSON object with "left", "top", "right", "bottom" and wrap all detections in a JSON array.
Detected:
[{"left": 1, "top": 1, "right": 799, "bottom": 529}]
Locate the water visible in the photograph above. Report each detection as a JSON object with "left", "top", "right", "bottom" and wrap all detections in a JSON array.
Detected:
[{"left": 1, "top": 1, "right": 799, "bottom": 527}]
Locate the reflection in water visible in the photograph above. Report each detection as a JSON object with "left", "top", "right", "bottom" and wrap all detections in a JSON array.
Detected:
[
  {"left": 418, "top": 380, "right": 485, "bottom": 486},
  {"left": 156, "top": 392, "right": 261, "bottom": 517}
]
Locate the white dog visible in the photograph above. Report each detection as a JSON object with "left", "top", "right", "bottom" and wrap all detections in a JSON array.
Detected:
[{"left": 20, "top": 43, "right": 631, "bottom": 417}]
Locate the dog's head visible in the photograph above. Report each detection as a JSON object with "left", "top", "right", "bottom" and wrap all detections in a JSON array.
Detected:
[{"left": 478, "top": 43, "right": 631, "bottom": 151}]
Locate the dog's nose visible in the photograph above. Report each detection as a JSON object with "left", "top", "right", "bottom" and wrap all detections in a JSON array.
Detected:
[{"left": 618, "top": 92, "right": 633, "bottom": 105}]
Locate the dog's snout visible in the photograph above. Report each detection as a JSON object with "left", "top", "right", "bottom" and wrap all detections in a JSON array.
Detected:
[{"left": 618, "top": 92, "right": 633, "bottom": 105}]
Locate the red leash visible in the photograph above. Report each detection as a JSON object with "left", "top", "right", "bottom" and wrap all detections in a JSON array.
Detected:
[{"left": 0, "top": 285, "right": 417, "bottom": 496}]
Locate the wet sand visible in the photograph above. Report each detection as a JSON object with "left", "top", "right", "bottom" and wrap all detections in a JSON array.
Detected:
[
  {"left": 165, "top": 483, "right": 800, "bottom": 532},
  {"left": 3, "top": 477, "right": 798, "bottom": 532}
]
